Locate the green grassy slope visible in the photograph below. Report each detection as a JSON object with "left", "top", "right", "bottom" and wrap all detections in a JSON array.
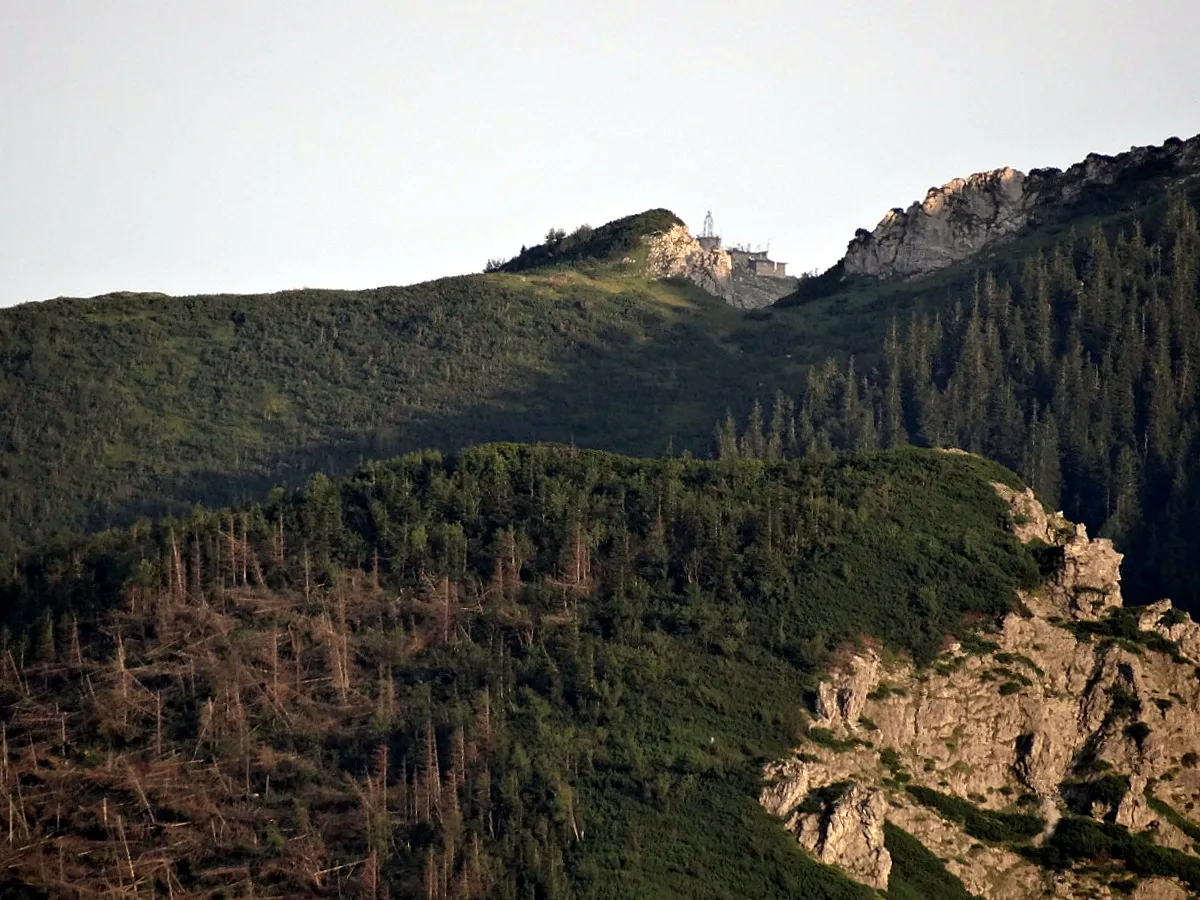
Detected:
[{"left": 0, "top": 444, "right": 1038, "bottom": 898}]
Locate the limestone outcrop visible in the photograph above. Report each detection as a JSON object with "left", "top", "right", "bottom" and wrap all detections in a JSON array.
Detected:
[
  {"left": 645, "top": 224, "right": 734, "bottom": 300},
  {"left": 762, "top": 776, "right": 891, "bottom": 889},
  {"left": 845, "top": 167, "right": 1028, "bottom": 279},
  {"left": 761, "top": 477, "right": 1200, "bottom": 898},
  {"left": 643, "top": 225, "right": 797, "bottom": 309},
  {"left": 806, "top": 785, "right": 892, "bottom": 889},
  {"left": 844, "top": 133, "right": 1200, "bottom": 279}
]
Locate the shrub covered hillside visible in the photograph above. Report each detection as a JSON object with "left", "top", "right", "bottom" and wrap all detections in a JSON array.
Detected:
[
  {"left": 0, "top": 207, "right": 830, "bottom": 563},
  {"left": 724, "top": 193, "right": 1200, "bottom": 612},
  {"left": 0, "top": 445, "right": 1040, "bottom": 898},
  {"left": 5, "top": 177, "right": 1200, "bottom": 619},
  {"left": 495, "top": 209, "right": 683, "bottom": 273}
]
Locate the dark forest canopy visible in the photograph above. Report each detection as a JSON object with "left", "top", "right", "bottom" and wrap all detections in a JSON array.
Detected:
[
  {"left": 721, "top": 193, "right": 1200, "bottom": 612},
  {"left": 0, "top": 445, "right": 1038, "bottom": 898}
]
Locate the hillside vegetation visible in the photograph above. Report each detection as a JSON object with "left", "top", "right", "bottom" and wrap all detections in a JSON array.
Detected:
[
  {"left": 0, "top": 206, "right": 884, "bottom": 563},
  {"left": 0, "top": 445, "right": 1040, "bottom": 898},
  {"left": 722, "top": 192, "right": 1200, "bottom": 611},
  {"left": 4, "top": 140, "right": 1200, "bottom": 899},
  {"left": 4, "top": 144, "right": 1200, "bottom": 609},
  {"left": 495, "top": 209, "right": 683, "bottom": 273},
  {"left": 0, "top": 243, "right": 763, "bottom": 555},
  {"left": 3, "top": 156, "right": 1198, "bottom": 588}
]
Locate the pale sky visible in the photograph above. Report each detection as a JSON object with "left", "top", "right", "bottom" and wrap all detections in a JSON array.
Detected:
[{"left": 2, "top": 0, "right": 1198, "bottom": 308}]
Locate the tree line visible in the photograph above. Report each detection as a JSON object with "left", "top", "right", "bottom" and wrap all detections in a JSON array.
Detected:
[{"left": 718, "top": 194, "right": 1200, "bottom": 609}]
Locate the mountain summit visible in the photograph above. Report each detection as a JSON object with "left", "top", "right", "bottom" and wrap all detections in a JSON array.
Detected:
[
  {"left": 5, "top": 127, "right": 1200, "bottom": 898},
  {"left": 843, "top": 133, "right": 1200, "bottom": 279}
]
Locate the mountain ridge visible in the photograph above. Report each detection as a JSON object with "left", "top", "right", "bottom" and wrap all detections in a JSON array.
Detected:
[
  {"left": 4, "top": 129, "right": 1200, "bottom": 898},
  {"left": 842, "top": 132, "right": 1200, "bottom": 280},
  {"left": 4, "top": 132, "right": 1200, "bottom": 605},
  {"left": 0, "top": 443, "right": 1045, "bottom": 898}
]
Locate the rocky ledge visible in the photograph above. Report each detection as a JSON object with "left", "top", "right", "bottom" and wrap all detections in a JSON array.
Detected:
[
  {"left": 643, "top": 224, "right": 797, "bottom": 309},
  {"left": 845, "top": 133, "right": 1200, "bottom": 280},
  {"left": 761, "top": 478, "right": 1200, "bottom": 899}
]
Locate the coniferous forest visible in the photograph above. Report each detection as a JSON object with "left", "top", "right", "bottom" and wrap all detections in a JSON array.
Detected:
[
  {"left": 721, "top": 193, "right": 1200, "bottom": 610},
  {"left": 0, "top": 446, "right": 1037, "bottom": 897}
]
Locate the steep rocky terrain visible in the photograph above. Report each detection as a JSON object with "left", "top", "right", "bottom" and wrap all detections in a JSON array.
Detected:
[
  {"left": 644, "top": 223, "right": 797, "bottom": 308},
  {"left": 762, "top": 469, "right": 1200, "bottom": 898},
  {"left": 645, "top": 223, "right": 734, "bottom": 300},
  {"left": 844, "top": 133, "right": 1200, "bottom": 278},
  {"left": 843, "top": 168, "right": 1027, "bottom": 280}
]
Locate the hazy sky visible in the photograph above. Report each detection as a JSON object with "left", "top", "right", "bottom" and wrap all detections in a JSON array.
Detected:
[{"left": 2, "top": 1, "right": 1198, "bottom": 307}]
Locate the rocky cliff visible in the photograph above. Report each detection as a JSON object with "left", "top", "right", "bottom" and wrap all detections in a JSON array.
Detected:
[
  {"left": 761, "top": 475, "right": 1200, "bottom": 899},
  {"left": 843, "top": 168, "right": 1028, "bottom": 279},
  {"left": 643, "top": 224, "right": 797, "bottom": 309},
  {"left": 844, "top": 133, "right": 1200, "bottom": 279},
  {"left": 645, "top": 224, "right": 734, "bottom": 299}
]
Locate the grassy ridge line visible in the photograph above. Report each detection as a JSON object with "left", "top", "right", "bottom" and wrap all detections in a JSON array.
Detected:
[
  {"left": 0, "top": 237, "right": 1012, "bottom": 566},
  {"left": 0, "top": 263, "right": 781, "bottom": 549},
  {"left": 0, "top": 226, "right": 980, "bottom": 566},
  {"left": 497, "top": 208, "right": 683, "bottom": 272}
]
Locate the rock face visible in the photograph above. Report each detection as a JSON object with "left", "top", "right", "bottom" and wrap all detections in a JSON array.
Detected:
[
  {"left": 845, "top": 168, "right": 1028, "bottom": 279},
  {"left": 726, "top": 264, "right": 799, "bottom": 309},
  {"left": 645, "top": 224, "right": 734, "bottom": 300},
  {"left": 761, "top": 478, "right": 1200, "bottom": 899},
  {"left": 761, "top": 777, "right": 891, "bottom": 889},
  {"left": 845, "top": 133, "right": 1200, "bottom": 279},
  {"left": 806, "top": 785, "right": 891, "bottom": 889},
  {"left": 643, "top": 225, "right": 797, "bottom": 309}
]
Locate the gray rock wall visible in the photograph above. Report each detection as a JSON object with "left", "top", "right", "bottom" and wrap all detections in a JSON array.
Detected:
[
  {"left": 844, "top": 168, "right": 1029, "bottom": 278},
  {"left": 844, "top": 133, "right": 1200, "bottom": 280}
]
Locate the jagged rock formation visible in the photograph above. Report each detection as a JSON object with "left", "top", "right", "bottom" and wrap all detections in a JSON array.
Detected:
[
  {"left": 761, "top": 477, "right": 1200, "bottom": 898},
  {"left": 761, "top": 779, "right": 891, "bottom": 888},
  {"left": 844, "top": 168, "right": 1028, "bottom": 279},
  {"left": 645, "top": 224, "right": 734, "bottom": 299},
  {"left": 643, "top": 225, "right": 796, "bottom": 308},
  {"left": 845, "top": 133, "right": 1200, "bottom": 279},
  {"left": 807, "top": 785, "right": 892, "bottom": 889}
]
